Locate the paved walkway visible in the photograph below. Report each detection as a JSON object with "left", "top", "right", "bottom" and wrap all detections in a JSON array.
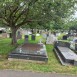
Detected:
[{"left": 0, "top": 70, "right": 77, "bottom": 77}]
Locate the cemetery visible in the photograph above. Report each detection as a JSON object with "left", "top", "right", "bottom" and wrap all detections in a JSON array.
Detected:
[
  {"left": 0, "top": 30, "right": 77, "bottom": 74},
  {"left": 0, "top": 0, "right": 77, "bottom": 76}
]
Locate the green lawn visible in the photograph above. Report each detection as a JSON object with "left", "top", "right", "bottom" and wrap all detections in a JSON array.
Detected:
[{"left": 0, "top": 37, "right": 77, "bottom": 74}]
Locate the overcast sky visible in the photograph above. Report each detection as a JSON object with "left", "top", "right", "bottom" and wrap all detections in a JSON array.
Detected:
[{"left": 73, "top": 11, "right": 77, "bottom": 18}]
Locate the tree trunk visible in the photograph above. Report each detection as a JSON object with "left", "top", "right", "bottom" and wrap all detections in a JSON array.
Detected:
[{"left": 11, "top": 27, "right": 17, "bottom": 45}]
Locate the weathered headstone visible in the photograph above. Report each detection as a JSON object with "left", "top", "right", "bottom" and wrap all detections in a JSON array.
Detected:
[
  {"left": 2, "top": 33, "right": 8, "bottom": 38},
  {"left": 17, "top": 31, "right": 22, "bottom": 39},
  {"left": 46, "top": 33, "right": 57, "bottom": 44}
]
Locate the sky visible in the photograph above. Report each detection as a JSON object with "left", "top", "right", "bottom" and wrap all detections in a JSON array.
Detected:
[{"left": 73, "top": 11, "right": 77, "bottom": 18}]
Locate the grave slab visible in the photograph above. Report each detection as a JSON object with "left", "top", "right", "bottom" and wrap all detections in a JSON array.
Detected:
[
  {"left": 8, "top": 43, "right": 48, "bottom": 63},
  {"left": 54, "top": 41, "right": 77, "bottom": 66}
]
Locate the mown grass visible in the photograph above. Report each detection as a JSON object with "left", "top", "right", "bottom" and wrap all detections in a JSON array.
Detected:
[{"left": 0, "top": 36, "right": 77, "bottom": 74}]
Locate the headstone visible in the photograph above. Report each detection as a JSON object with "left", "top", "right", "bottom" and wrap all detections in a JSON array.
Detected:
[
  {"left": 17, "top": 31, "right": 22, "bottom": 39},
  {"left": 31, "top": 35, "right": 35, "bottom": 40},
  {"left": 75, "top": 44, "right": 77, "bottom": 51},
  {"left": 62, "top": 35, "right": 67, "bottom": 40},
  {"left": 39, "top": 39, "right": 42, "bottom": 44},
  {"left": 24, "top": 35, "right": 29, "bottom": 43},
  {"left": 9, "top": 33, "right": 12, "bottom": 38},
  {"left": 42, "top": 32, "right": 47, "bottom": 39},
  {"left": 46, "top": 33, "right": 57, "bottom": 44},
  {"left": 55, "top": 41, "right": 70, "bottom": 48},
  {"left": 2, "top": 33, "right": 8, "bottom": 38},
  {"left": 0, "top": 30, "right": 2, "bottom": 34}
]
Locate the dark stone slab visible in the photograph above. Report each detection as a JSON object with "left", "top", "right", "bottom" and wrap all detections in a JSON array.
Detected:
[
  {"left": 55, "top": 46, "right": 77, "bottom": 65},
  {"left": 8, "top": 43, "right": 48, "bottom": 62}
]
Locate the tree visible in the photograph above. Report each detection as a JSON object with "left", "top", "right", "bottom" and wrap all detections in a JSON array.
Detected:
[
  {"left": 0, "top": 0, "right": 76, "bottom": 45},
  {"left": 64, "top": 19, "right": 77, "bottom": 31}
]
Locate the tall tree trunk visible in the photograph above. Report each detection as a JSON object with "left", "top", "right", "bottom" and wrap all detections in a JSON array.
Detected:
[{"left": 11, "top": 27, "right": 17, "bottom": 45}]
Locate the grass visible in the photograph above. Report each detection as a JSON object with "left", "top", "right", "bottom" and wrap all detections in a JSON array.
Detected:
[{"left": 0, "top": 36, "right": 77, "bottom": 74}]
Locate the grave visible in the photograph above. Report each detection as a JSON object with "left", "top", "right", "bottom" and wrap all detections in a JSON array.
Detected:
[
  {"left": 46, "top": 33, "right": 57, "bottom": 44},
  {"left": 17, "top": 31, "right": 22, "bottom": 39},
  {"left": 54, "top": 41, "right": 77, "bottom": 66},
  {"left": 70, "top": 38, "right": 77, "bottom": 51},
  {"left": 8, "top": 43, "right": 48, "bottom": 63},
  {"left": 31, "top": 35, "right": 36, "bottom": 40},
  {"left": 9, "top": 33, "right": 12, "bottom": 38},
  {"left": 62, "top": 35, "right": 67, "bottom": 40},
  {"left": 24, "top": 35, "right": 29, "bottom": 43}
]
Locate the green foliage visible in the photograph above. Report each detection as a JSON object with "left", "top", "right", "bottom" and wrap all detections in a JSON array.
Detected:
[
  {"left": 0, "top": 0, "right": 77, "bottom": 45},
  {"left": 63, "top": 19, "right": 77, "bottom": 30},
  {"left": 0, "top": 0, "right": 76, "bottom": 28}
]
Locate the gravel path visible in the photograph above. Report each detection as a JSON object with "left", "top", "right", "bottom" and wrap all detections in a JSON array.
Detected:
[{"left": 0, "top": 70, "right": 77, "bottom": 77}]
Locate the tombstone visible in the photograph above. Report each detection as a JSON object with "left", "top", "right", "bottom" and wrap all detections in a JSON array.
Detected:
[
  {"left": 24, "top": 35, "right": 29, "bottom": 43},
  {"left": 17, "top": 31, "right": 22, "bottom": 39},
  {"left": 42, "top": 32, "right": 47, "bottom": 39},
  {"left": 46, "top": 33, "right": 57, "bottom": 44},
  {"left": 9, "top": 33, "right": 12, "bottom": 38},
  {"left": 31, "top": 35, "right": 35, "bottom": 40},
  {"left": 55, "top": 41, "right": 70, "bottom": 48},
  {"left": 2, "top": 33, "right": 8, "bottom": 38},
  {"left": 62, "top": 35, "right": 67, "bottom": 40},
  {"left": 75, "top": 44, "right": 77, "bottom": 51},
  {"left": 0, "top": 30, "right": 3, "bottom": 34}
]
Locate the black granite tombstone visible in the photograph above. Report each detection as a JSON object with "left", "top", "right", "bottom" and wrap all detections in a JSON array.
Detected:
[
  {"left": 54, "top": 41, "right": 70, "bottom": 48},
  {"left": 24, "top": 35, "right": 29, "bottom": 43},
  {"left": 75, "top": 44, "right": 77, "bottom": 51},
  {"left": 31, "top": 35, "right": 35, "bottom": 40},
  {"left": 62, "top": 35, "right": 67, "bottom": 40},
  {"left": 0, "top": 30, "right": 2, "bottom": 34}
]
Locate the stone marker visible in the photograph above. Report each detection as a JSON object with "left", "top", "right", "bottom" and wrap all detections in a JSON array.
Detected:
[
  {"left": 31, "top": 35, "right": 36, "bottom": 40},
  {"left": 62, "top": 35, "right": 67, "bottom": 40},
  {"left": 46, "top": 32, "right": 57, "bottom": 44},
  {"left": 17, "top": 31, "right": 22, "bottom": 39},
  {"left": 24, "top": 35, "right": 29, "bottom": 43}
]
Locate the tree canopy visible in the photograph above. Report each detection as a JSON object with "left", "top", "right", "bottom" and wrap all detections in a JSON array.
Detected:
[{"left": 0, "top": 0, "right": 76, "bottom": 45}]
